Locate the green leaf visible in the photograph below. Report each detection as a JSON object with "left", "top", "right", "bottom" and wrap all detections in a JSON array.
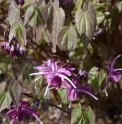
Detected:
[
  {"left": 37, "top": 4, "right": 48, "bottom": 24},
  {"left": 0, "top": 82, "right": 6, "bottom": 94},
  {"left": 77, "top": 116, "right": 85, "bottom": 124},
  {"left": 99, "top": 70, "right": 106, "bottom": 84},
  {"left": 92, "top": 2, "right": 110, "bottom": 11},
  {"left": 22, "top": 0, "right": 35, "bottom": 8},
  {"left": 73, "top": 0, "right": 83, "bottom": 14},
  {"left": 8, "top": 78, "right": 21, "bottom": 109},
  {"left": 75, "top": 1, "right": 96, "bottom": 50},
  {"left": 0, "top": 92, "right": 12, "bottom": 112},
  {"left": 84, "top": 106, "right": 96, "bottom": 124},
  {"left": 88, "top": 66, "right": 98, "bottom": 85},
  {"left": 89, "top": 66, "right": 98, "bottom": 77},
  {"left": 0, "top": 63, "right": 7, "bottom": 71},
  {"left": 9, "top": 20, "right": 27, "bottom": 45},
  {"left": 96, "top": 12, "right": 105, "bottom": 24},
  {"left": 47, "top": 0, "right": 65, "bottom": 52},
  {"left": 28, "top": 10, "right": 38, "bottom": 27},
  {"left": 41, "top": 98, "right": 50, "bottom": 112},
  {"left": 75, "top": 0, "right": 82, "bottom": 10},
  {"left": 43, "top": 28, "right": 51, "bottom": 44},
  {"left": 58, "top": 89, "right": 69, "bottom": 106},
  {"left": 91, "top": 77, "right": 100, "bottom": 89},
  {"left": 24, "top": 4, "right": 35, "bottom": 25},
  {"left": 58, "top": 25, "right": 78, "bottom": 51},
  {"left": 8, "top": 1, "right": 20, "bottom": 25},
  {"left": 71, "top": 104, "right": 82, "bottom": 124}
]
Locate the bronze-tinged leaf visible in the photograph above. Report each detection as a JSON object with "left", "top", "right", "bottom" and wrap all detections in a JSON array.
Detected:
[
  {"left": 37, "top": 5, "right": 48, "bottom": 25},
  {"left": 9, "top": 20, "right": 27, "bottom": 45},
  {"left": 0, "top": 92, "right": 12, "bottom": 112},
  {"left": 75, "top": 1, "right": 96, "bottom": 50},
  {"left": 46, "top": 0, "right": 65, "bottom": 52},
  {"left": 8, "top": 1, "right": 20, "bottom": 25},
  {"left": 58, "top": 25, "right": 78, "bottom": 51},
  {"left": 44, "top": 28, "right": 51, "bottom": 44},
  {"left": 0, "top": 82, "right": 6, "bottom": 94},
  {"left": 24, "top": 5, "right": 35, "bottom": 25},
  {"left": 8, "top": 78, "right": 21, "bottom": 109},
  {"left": 22, "top": 0, "right": 35, "bottom": 8}
]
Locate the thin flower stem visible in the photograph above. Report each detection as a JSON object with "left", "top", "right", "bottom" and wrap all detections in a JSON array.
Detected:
[
  {"left": 50, "top": 103, "right": 70, "bottom": 115},
  {"left": 0, "top": 68, "right": 12, "bottom": 78}
]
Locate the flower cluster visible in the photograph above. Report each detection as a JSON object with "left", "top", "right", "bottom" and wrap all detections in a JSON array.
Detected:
[
  {"left": 30, "top": 58, "right": 97, "bottom": 107},
  {"left": 1, "top": 41, "right": 26, "bottom": 58},
  {"left": 30, "top": 59, "right": 76, "bottom": 95},
  {"left": 6, "top": 101, "right": 43, "bottom": 124}
]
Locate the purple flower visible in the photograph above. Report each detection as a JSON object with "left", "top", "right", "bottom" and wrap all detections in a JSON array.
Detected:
[
  {"left": 106, "top": 55, "right": 122, "bottom": 83},
  {"left": 30, "top": 59, "right": 76, "bottom": 96},
  {"left": 34, "top": 99, "right": 40, "bottom": 108},
  {"left": 0, "top": 41, "right": 26, "bottom": 58},
  {"left": 62, "top": 77, "right": 98, "bottom": 102},
  {"left": 6, "top": 101, "right": 43, "bottom": 124},
  {"left": 104, "top": 55, "right": 122, "bottom": 96},
  {"left": 79, "top": 69, "right": 87, "bottom": 77}
]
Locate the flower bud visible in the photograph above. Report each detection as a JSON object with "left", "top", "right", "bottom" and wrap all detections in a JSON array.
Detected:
[
  {"left": 34, "top": 99, "right": 40, "bottom": 108},
  {"left": 15, "top": 0, "right": 24, "bottom": 5}
]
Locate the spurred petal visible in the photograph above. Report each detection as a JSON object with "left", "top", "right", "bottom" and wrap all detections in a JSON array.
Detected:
[
  {"left": 78, "top": 85, "right": 91, "bottom": 92},
  {"left": 108, "top": 75, "right": 121, "bottom": 82},
  {"left": 10, "top": 119, "right": 14, "bottom": 124},
  {"left": 57, "top": 68, "right": 71, "bottom": 76},
  {"left": 77, "top": 89, "right": 98, "bottom": 100},
  {"left": 6, "top": 109, "right": 16, "bottom": 116},
  {"left": 23, "top": 108, "right": 43, "bottom": 124},
  {"left": 111, "top": 55, "right": 121, "bottom": 71}
]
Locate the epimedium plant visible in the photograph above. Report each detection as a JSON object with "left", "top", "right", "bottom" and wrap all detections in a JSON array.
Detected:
[{"left": 0, "top": 0, "right": 122, "bottom": 124}]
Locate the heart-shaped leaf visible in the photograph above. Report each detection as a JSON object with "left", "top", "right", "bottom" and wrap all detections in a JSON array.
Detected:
[
  {"left": 8, "top": 78, "right": 21, "bottom": 109},
  {"left": 84, "top": 106, "right": 96, "bottom": 124},
  {"left": 0, "top": 82, "right": 6, "bottom": 94},
  {"left": 24, "top": 4, "right": 35, "bottom": 25},
  {"left": 75, "top": 1, "right": 96, "bottom": 49},
  {"left": 0, "top": 92, "right": 12, "bottom": 112},
  {"left": 58, "top": 25, "right": 78, "bottom": 51},
  {"left": 96, "top": 12, "right": 105, "bottom": 24},
  {"left": 46, "top": 0, "right": 65, "bottom": 52},
  {"left": 9, "top": 20, "right": 27, "bottom": 45},
  {"left": 8, "top": 1, "right": 20, "bottom": 25},
  {"left": 71, "top": 103, "right": 82, "bottom": 124}
]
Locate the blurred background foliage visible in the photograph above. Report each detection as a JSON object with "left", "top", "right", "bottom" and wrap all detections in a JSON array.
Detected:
[{"left": 0, "top": 0, "right": 122, "bottom": 124}]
